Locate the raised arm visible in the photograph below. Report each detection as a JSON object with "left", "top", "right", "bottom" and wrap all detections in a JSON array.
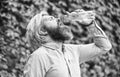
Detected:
[
  {"left": 65, "top": 9, "right": 112, "bottom": 63},
  {"left": 77, "top": 21, "right": 112, "bottom": 63}
]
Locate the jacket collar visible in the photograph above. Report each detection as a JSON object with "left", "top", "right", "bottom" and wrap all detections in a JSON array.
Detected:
[{"left": 42, "top": 42, "right": 64, "bottom": 50}]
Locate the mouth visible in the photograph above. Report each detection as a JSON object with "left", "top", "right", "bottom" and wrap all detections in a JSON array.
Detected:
[
  {"left": 57, "top": 18, "right": 71, "bottom": 33},
  {"left": 57, "top": 18, "right": 64, "bottom": 27},
  {"left": 59, "top": 26, "right": 71, "bottom": 33}
]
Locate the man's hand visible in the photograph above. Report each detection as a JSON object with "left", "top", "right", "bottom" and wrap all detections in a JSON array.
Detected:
[{"left": 67, "top": 9, "right": 96, "bottom": 26}]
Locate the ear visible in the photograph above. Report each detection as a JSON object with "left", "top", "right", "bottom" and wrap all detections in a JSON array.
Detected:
[
  {"left": 41, "top": 11, "right": 48, "bottom": 16},
  {"left": 39, "top": 25, "right": 48, "bottom": 36}
]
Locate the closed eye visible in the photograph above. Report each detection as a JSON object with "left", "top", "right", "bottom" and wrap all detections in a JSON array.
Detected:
[
  {"left": 57, "top": 19, "right": 63, "bottom": 26},
  {"left": 43, "top": 16, "right": 55, "bottom": 21},
  {"left": 49, "top": 16, "right": 54, "bottom": 21}
]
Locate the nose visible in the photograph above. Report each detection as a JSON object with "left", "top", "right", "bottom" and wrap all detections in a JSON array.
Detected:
[
  {"left": 57, "top": 18, "right": 60, "bottom": 22},
  {"left": 57, "top": 18, "right": 64, "bottom": 26},
  {"left": 57, "top": 18, "right": 61, "bottom": 23}
]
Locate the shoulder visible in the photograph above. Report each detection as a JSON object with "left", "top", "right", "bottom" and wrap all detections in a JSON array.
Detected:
[
  {"left": 27, "top": 46, "right": 47, "bottom": 62},
  {"left": 63, "top": 43, "right": 79, "bottom": 53},
  {"left": 64, "top": 43, "right": 82, "bottom": 48},
  {"left": 31, "top": 46, "right": 47, "bottom": 56},
  {"left": 63, "top": 43, "right": 85, "bottom": 52},
  {"left": 64, "top": 43, "right": 74, "bottom": 47}
]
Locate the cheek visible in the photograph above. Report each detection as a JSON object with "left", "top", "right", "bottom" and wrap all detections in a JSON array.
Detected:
[
  {"left": 44, "top": 21, "right": 58, "bottom": 29},
  {"left": 59, "top": 26, "right": 73, "bottom": 35},
  {"left": 59, "top": 26, "right": 73, "bottom": 40},
  {"left": 60, "top": 26, "right": 71, "bottom": 33}
]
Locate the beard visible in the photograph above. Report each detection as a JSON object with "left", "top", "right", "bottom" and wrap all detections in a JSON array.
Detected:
[{"left": 46, "top": 25, "right": 73, "bottom": 42}]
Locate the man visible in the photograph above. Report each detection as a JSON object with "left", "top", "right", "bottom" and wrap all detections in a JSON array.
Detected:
[{"left": 24, "top": 9, "right": 112, "bottom": 77}]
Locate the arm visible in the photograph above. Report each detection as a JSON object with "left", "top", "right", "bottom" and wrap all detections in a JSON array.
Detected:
[
  {"left": 77, "top": 21, "right": 112, "bottom": 63},
  {"left": 23, "top": 53, "right": 46, "bottom": 77},
  {"left": 62, "top": 9, "right": 112, "bottom": 63}
]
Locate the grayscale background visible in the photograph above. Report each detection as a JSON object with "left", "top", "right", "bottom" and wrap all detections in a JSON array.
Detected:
[{"left": 0, "top": 0, "right": 120, "bottom": 77}]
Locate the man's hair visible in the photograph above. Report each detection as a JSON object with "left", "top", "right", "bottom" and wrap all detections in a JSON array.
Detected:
[{"left": 26, "top": 11, "right": 49, "bottom": 50}]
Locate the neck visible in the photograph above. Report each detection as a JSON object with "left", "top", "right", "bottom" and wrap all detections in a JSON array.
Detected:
[
  {"left": 43, "top": 35, "right": 64, "bottom": 51},
  {"left": 51, "top": 40, "right": 63, "bottom": 49},
  {"left": 43, "top": 39, "right": 63, "bottom": 50}
]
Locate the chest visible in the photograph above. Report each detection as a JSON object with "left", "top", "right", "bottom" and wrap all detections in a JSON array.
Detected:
[{"left": 45, "top": 49, "right": 81, "bottom": 77}]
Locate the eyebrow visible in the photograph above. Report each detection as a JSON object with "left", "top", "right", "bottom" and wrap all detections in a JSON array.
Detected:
[
  {"left": 57, "top": 19, "right": 60, "bottom": 26},
  {"left": 42, "top": 14, "right": 48, "bottom": 16},
  {"left": 49, "top": 16, "right": 54, "bottom": 20},
  {"left": 44, "top": 16, "right": 54, "bottom": 21}
]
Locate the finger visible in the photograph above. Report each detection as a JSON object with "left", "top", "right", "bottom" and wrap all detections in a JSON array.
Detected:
[
  {"left": 88, "top": 11, "right": 96, "bottom": 17},
  {"left": 75, "top": 9, "right": 85, "bottom": 12},
  {"left": 78, "top": 11, "right": 88, "bottom": 16},
  {"left": 88, "top": 16, "right": 95, "bottom": 20},
  {"left": 87, "top": 14, "right": 95, "bottom": 20},
  {"left": 66, "top": 11, "right": 70, "bottom": 15},
  {"left": 80, "top": 9, "right": 85, "bottom": 12},
  {"left": 86, "top": 12, "right": 96, "bottom": 19}
]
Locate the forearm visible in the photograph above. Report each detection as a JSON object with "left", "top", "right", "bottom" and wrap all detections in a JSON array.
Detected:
[{"left": 87, "top": 21, "right": 112, "bottom": 51}]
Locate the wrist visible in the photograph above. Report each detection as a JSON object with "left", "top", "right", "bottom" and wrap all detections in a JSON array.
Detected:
[
  {"left": 60, "top": 15, "right": 71, "bottom": 24},
  {"left": 87, "top": 21, "right": 107, "bottom": 38},
  {"left": 87, "top": 20, "right": 94, "bottom": 26},
  {"left": 77, "top": 20, "right": 94, "bottom": 27}
]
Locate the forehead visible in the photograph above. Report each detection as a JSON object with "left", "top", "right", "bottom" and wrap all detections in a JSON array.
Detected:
[{"left": 42, "top": 15, "right": 55, "bottom": 21}]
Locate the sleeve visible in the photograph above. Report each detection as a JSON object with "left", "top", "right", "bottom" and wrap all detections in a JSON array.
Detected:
[
  {"left": 23, "top": 53, "right": 46, "bottom": 77},
  {"left": 74, "top": 21, "right": 112, "bottom": 63}
]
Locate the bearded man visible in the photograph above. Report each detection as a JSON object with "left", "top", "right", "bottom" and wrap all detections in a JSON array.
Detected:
[{"left": 24, "top": 9, "right": 112, "bottom": 77}]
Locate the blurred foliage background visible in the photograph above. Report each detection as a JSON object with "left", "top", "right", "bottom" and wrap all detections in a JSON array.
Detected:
[{"left": 0, "top": 0, "right": 120, "bottom": 77}]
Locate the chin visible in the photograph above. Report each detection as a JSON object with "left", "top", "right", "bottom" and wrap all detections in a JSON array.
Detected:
[
  {"left": 46, "top": 25, "right": 73, "bottom": 42},
  {"left": 59, "top": 26, "right": 73, "bottom": 41}
]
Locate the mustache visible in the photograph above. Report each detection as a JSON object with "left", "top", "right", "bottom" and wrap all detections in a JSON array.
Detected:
[
  {"left": 57, "top": 18, "right": 65, "bottom": 27},
  {"left": 59, "top": 26, "right": 71, "bottom": 33}
]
